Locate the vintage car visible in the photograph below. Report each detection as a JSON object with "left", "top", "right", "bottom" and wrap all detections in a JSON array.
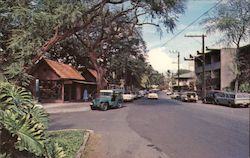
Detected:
[
  {"left": 215, "top": 92, "right": 250, "bottom": 107},
  {"left": 90, "top": 89, "right": 123, "bottom": 111},
  {"left": 203, "top": 90, "right": 221, "bottom": 104},
  {"left": 122, "top": 91, "right": 135, "bottom": 102},
  {"left": 170, "top": 92, "right": 180, "bottom": 99},
  {"left": 147, "top": 92, "right": 158, "bottom": 99},
  {"left": 180, "top": 91, "right": 198, "bottom": 102}
]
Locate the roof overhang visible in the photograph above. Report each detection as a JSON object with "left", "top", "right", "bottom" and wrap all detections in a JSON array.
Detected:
[{"left": 73, "top": 80, "right": 96, "bottom": 85}]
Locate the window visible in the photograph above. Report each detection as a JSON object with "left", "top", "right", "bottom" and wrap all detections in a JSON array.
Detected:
[{"left": 40, "top": 80, "right": 62, "bottom": 99}]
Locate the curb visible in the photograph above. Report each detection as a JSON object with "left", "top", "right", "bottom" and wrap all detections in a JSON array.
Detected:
[
  {"left": 46, "top": 107, "right": 91, "bottom": 114},
  {"left": 75, "top": 129, "right": 94, "bottom": 158}
]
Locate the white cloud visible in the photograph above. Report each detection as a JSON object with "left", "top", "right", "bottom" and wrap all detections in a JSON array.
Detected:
[{"left": 147, "top": 47, "right": 191, "bottom": 73}]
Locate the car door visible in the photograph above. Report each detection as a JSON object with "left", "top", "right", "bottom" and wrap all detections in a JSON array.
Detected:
[{"left": 216, "top": 92, "right": 225, "bottom": 105}]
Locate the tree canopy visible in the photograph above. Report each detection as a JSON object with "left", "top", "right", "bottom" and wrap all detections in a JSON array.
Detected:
[
  {"left": 0, "top": 0, "right": 186, "bottom": 90},
  {"left": 202, "top": 0, "right": 250, "bottom": 47}
]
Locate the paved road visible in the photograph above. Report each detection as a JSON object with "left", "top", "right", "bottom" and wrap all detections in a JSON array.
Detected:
[{"left": 49, "top": 92, "right": 249, "bottom": 158}]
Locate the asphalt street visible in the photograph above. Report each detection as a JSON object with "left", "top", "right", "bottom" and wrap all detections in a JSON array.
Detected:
[{"left": 49, "top": 92, "right": 249, "bottom": 158}]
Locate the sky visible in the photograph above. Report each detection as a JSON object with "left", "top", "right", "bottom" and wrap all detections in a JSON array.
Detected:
[{"left": 142, "top": 0, "right": 222, "bottom": 73}]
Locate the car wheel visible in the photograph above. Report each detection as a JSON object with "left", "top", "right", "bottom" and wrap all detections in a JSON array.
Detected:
[
  {"left": 117, "top": 102, "right": 123, "bottom": 108},
  {"left": 90, "top": 106, "right": 96, "bottom": 110},
  {"left": 228, "top": 102, "right": 236, "bottom": 108},
  {"left": 212, "top": 100, "right": 217, "bottom": 105},
  {"left": 101, "top": 103, "right": 108, "bottom": 111}
]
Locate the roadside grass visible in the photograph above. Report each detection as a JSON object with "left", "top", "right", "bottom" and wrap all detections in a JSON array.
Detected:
[{"left": 47, "top": 129, "right": 86, "bottom": 158}]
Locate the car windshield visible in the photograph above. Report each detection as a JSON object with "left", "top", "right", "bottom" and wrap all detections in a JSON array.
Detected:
[{"left": 100, "top": 92, "right": 112, "bottom": 97}]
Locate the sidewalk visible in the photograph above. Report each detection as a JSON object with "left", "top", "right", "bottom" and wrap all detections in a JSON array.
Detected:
[{"left": 41, "top": 102, "right": 91, "bottom": 114}]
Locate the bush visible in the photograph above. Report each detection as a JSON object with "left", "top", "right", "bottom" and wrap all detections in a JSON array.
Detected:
[{"left": 0, "top": 81, "right": 65, "bottom": 158}]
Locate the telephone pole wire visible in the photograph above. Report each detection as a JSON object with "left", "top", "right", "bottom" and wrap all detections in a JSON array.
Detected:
[{"left": 185, "top": 34, "right": 206, "bottom": 99}]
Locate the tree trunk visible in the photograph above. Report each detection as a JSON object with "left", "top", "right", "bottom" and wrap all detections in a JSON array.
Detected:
[
  {"left": 96, "top": 67, "right": 106, "bottom": 93},
  {"left": 234, "top": 47, "right": 240, "bottom": 93},
  {"left": 89, "top": 52, "right": 107, "bottom": 94}
]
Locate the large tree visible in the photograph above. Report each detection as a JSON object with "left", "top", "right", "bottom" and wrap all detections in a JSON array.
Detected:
[
  {"left": 202, "top": 0, "right": 250, "bottom": 92},
  {"left": 1, "top": 0, "right": 186, "bottom": 91}
]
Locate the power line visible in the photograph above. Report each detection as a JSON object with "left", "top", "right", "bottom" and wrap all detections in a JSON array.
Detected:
[{"left": 160, "top": 0, "right": 223, "bottom": 47}]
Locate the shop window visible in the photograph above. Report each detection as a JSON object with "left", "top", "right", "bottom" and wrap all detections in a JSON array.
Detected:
[{"left": 40, "top": 80, "right": 61, "bottom": 99}]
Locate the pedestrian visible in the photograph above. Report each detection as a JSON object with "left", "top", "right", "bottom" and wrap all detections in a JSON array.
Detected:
[{"left": 83, "top": 89, "right": 88, "bottom": 102}]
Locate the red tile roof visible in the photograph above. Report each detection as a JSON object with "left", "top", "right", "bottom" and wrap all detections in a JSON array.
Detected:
[
  {"left": 45, "top": 59, "right": 85, "bottom": 80},
  {"left": 87, "top": 68, "right": 108, "bottom": 83},
  {"left": 87, "top": 69, "right": 97, "bottom": 78}
]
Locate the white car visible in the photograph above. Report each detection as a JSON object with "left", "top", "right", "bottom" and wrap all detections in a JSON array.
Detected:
[
  {"left": 122, "top": 93, "right": 134, "bottom": 102},
  {"left": 166, "top": 91, "right": 173, "bottom": 95},
  {"left": 147, "top": 92, "right": 158, "bottom": 99}
]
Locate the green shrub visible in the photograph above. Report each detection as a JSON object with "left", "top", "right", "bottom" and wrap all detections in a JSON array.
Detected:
[
  {"left": 0, "top": 81, "right": 65, "bottom": 158},
  {"left": 47, "top": 130, "right": 85, "bottom": 158}
]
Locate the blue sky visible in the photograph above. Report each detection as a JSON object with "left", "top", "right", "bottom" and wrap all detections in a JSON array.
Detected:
[{"left": 143, "top": 0, "right": 221, "bottom": 73}]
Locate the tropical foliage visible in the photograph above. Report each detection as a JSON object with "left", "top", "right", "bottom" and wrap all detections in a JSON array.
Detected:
[
  {"left": 0, "top": 0, "right": 185, "bottom": 91},
  {"left": 0, "top": 81, "right": 65, "bottom": 158}
]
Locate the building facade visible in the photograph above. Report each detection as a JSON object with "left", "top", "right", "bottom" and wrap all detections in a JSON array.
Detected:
[
  {"left": 30, "top": 59, "right": 97, "bottom": 103},
  {"left": 173, "top": 72, "right": 196, "bottom": 91},
  {"left": 194, "top": 44, "right": 250, "bottom": 93}
]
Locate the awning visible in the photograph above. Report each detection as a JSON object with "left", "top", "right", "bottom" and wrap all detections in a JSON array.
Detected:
[{"left": 73, "top": 80, "right": 96, "bottom": 85}]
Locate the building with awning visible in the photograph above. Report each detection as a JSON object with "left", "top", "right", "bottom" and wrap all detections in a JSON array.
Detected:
[{"left": 30, "top": 58, "right": 96, "bottom": 103}]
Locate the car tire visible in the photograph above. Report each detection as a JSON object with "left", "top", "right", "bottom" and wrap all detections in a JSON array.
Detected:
[
  {"left": 212, "top": 100, "right": 217, "bottom": 105},
  {"left": 90, "top": 106, "right": 96, "bottom": 110},
  {"left": 228, "top": 102, "right": 236, "bottom": 108},
  {"left": 117, "top": 102, "right": 123, "bottom": 108},
  {"left": 101, "top": 103, "right": 108, "bottom": 111}
]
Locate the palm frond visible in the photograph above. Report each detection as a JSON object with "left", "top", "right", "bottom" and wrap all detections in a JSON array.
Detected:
[
  {"left": 28, "top": 106, "right": 49, "bottom": 129},
  {"left": 1, "top": 110, "right": 46, "bottom": 156},
  {"left": 0, "top": 82, "right": 33, "bottom": 111},
  {"left": 45, "top": 142, "right": 66, "bottom": 158}
]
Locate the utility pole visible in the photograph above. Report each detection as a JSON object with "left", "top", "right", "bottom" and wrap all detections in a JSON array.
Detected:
[
  {"left": 185, "top": 34, "right": 206, "bottom": 99},
  {"left": 170, "top": 51, "right": 180, "bottom": 92},
  {"left": 177, "top": 52, "right": 180, "bottom": 92}
]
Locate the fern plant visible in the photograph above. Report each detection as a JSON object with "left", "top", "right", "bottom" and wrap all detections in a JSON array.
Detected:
[{"left": 0, "top": 81, "right": 66, "bottom": 158}]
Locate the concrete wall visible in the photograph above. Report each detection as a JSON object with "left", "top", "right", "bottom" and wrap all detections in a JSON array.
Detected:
[{"left": 220, "top": 48, "right": 237, "bottom": 90}]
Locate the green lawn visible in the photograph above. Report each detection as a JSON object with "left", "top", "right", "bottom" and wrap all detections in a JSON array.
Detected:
[{"left": 47, "top": 129, "right": 86, "bottom": 158}]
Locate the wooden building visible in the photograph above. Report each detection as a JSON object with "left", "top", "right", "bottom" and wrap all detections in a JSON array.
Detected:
[{"left": 30, "top": 58, "right": 96, "bottom": 103}]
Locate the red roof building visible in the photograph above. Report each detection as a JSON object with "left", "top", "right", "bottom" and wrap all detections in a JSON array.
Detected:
[{"left": 30, "top": 58, "right": 96, "bottom": 103}]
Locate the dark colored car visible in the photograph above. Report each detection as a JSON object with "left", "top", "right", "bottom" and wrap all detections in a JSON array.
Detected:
[{"left": 203, "top": 90, "right": 221, "bottom": 104}]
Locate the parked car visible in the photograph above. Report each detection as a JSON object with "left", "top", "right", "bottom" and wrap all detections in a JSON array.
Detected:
[
  {"left": 147, "top": 92, "right": 158, "bottom": 99},
  {"left": 170, "top": 92, "right": 180, "bottom": 99},
  {"left": 136, "top": 90, "right": 144, "bottom": 98},
  {"left": 233, "top": 93, "right": 250, "bottom": 107},
  {"left": 180, "top": 91, "right": 198, "bottom": 102},
  {"left": 203, "top": 90, "right": 221, "bottom": 104},
  {"left": 122, "top": 91, "right": 134, "bottom": 102},
  {"left": 214, "top": 92, "right": 250, "bottom": 107},
  {"left": 175, "top": 92, "right": 183, "bottom": 100},
  {"left": 90, "top": 89, "right": 123, "bottom": 111},
  {"left": 166, "top": 91, "right": 173, "bottom": 95}
]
